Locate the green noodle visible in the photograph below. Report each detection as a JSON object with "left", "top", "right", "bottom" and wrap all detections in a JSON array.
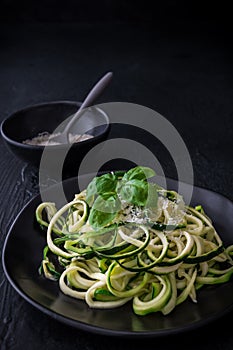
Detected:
[{"left": 36, "top": 167, "right": 233, "bottom": 316}]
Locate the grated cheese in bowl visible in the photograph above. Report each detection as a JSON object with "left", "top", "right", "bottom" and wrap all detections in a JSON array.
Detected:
[{"left": 23, "top": 131, "right": 94, "bottom": 146}]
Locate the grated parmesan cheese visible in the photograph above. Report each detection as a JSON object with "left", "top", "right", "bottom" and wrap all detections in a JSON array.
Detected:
[{"left": 23, "top": 131, "right": 93, "bottom": 146}]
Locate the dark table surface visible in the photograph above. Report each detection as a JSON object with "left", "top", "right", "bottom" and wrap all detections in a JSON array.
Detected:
[{"left": 0, "top": 11, "right": 233, "bottom": 350}]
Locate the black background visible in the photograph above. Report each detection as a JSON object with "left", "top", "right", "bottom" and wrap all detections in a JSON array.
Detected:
[
  {"left": 0, "top": 0, "right": 232, "bottom": 193},
  {"left": 0, "top": 0, "right": 232, "bottom": 24},
  {"left": 0, "top": 1, "right": 233, "bottom": 349}
]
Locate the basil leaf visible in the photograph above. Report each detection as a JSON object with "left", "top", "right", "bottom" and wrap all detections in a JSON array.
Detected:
[
  {"left": 96, "top": 173, "right": 118, "bottom": 195},
  {"left": 122, "top": 166, "right": 155, "bottom": 182},
  {"left": 86, "top": 177, "right": 98, "bottom": 204},
  {"left": 89, "top": 194, "right": 121, "bottom": 229},
  {"left": 89, "top": 209, "right": 116, "bottom": 230},
  {"left": 86, "top": 173, "right": 118, "bottom": 204},
  {"left": 93, "top": 193, "right": 121, "bottom": 213},
  {"left": 119, "top": 179, "right": 149, "bottom": 206}
]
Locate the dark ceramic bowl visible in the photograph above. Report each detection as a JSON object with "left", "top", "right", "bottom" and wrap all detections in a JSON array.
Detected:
[{"left": 0, "top": 101, "right": 110, "bottom": 177}]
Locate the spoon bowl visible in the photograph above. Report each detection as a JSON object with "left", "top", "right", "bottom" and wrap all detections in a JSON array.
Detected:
[{"left": 49, "top": 71, "right": 113, "bottom": 144}]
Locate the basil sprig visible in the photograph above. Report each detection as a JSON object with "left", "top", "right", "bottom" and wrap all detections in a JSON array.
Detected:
[{"left": 86, "top": 166, "right": 158, "bottom": 230}]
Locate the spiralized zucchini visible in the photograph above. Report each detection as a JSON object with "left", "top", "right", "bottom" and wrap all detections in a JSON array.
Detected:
[{"left": 36, "top": 166, "right": 233, "bottom": 316}]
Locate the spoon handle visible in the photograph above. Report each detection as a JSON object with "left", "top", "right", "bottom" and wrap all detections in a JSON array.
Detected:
[{"left": 63, "top": 71, "right": 113, "bottom": 135}]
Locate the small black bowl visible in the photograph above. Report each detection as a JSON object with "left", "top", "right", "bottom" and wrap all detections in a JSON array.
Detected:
[{"left": 0, "top": 100, "right": 110, "bottom": 178}]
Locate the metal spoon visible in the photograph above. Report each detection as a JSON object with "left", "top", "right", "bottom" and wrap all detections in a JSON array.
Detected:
[{"left": 50, "top": 71, "right": 113, "bottom": 144}]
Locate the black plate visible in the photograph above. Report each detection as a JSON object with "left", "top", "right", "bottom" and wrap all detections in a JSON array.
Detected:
[{"left": 2, "top": 174, "right": 233, "bottom": 338}]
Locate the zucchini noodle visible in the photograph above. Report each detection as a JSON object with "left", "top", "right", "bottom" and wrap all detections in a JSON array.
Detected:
[{"left": 36, "top": 167, "right": 233, "bottom": 316}]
